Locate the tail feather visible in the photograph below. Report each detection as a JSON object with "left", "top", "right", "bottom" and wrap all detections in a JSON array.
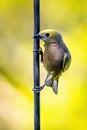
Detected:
[
  {"left": 44, "top": 74, "right": 59, "bottom": 94},
  {"left": 52, "top": 79, "right": 58, "bottom": 94}
]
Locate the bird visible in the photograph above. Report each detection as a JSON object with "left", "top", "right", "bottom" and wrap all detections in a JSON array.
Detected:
[{"left": 33, "top": 29, "right": 71, "bottom": 94}]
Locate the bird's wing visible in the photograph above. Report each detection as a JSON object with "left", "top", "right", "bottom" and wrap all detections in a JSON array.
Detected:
[{"left": 62, "top": 52, "right": 71, "bottom": 72}]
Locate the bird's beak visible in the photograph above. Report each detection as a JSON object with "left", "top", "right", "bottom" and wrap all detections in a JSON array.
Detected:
[{"left": 33, "top": 33, "right": 45, "bottom": 39}]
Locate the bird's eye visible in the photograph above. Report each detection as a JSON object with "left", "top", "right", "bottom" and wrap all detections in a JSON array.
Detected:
[{"left": 45, "top": 33, "right": 50, "bottom": 37}]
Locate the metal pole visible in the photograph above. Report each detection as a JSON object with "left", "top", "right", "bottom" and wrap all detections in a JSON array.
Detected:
[{"left": 33, "top": 0, "right": 40, "bottom": 130}]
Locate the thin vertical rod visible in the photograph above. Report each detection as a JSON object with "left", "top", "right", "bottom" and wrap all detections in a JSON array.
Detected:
[{"left": 33, "top": 0, "right": 40, "bottom": 130}]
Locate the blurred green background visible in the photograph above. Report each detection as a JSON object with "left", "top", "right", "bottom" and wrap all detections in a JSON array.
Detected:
[{"left": 0, "top": 0, "right": 87, "bottom": 130}]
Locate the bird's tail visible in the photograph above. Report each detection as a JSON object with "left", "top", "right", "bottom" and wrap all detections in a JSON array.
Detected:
[
  {"left": 52, "top": 79, "right": 58, "bottom": 94},
  {"left": 45, "top": 75, "right": 59, "bottom": 94}
]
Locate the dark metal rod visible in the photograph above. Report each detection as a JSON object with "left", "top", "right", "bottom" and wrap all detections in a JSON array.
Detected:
[{"left": 33, "top": 0, "right": 40, "bottom": 130}]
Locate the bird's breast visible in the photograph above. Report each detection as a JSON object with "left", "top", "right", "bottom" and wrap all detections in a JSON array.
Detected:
[{"left": 43, "top": 44, "right": 64, "bottom": 73}]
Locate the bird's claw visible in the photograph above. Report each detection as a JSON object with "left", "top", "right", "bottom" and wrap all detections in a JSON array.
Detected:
[{"left": 32, "top": 86, "right": 44, "bottom": 93}]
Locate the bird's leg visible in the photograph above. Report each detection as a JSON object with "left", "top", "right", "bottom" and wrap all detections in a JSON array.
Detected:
[
  {"left": 33, "top": 47, "right": 44, "bottom": 62},
  {"left": 32, "top": 75, "right": 53, "bottom": 93}
]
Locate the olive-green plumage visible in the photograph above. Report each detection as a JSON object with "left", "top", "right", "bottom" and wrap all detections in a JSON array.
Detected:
[{"left": 34, "top": 29, "right": 71, "bottom": 94}]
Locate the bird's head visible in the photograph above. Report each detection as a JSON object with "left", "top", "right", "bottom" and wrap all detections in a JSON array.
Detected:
[{"left": 33, "top": 29, "right": 62, "bottom": 43}]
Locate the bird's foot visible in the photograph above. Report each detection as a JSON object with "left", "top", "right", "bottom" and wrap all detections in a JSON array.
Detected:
[{"left": 32, "top": 85, "right": 44, "bottom": 93}]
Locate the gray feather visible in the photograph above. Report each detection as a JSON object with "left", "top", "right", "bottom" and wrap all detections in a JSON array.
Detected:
[
  {"left": 45, "top": 74, "right": 53, "bottom": 87},
  {"left": 52, "top": 79, "right": 58, "bottom": 94}
]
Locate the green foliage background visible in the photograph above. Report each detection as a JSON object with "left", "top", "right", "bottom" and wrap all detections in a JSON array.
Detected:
[{"left": 0, "top": 0, "right": 87, "bottom": 130}]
